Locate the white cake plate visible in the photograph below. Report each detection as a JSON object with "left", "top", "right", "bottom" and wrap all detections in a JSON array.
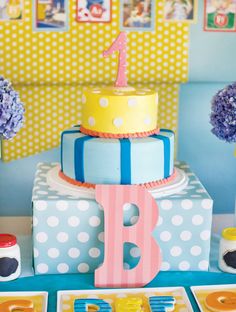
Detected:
[{"left": 47, "top": 165, "right": 188, "bottom": 200}]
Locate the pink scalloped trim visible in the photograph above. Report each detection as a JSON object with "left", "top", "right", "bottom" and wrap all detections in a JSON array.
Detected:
[
  {"left": 59, "top": 169, "right": 177, "bottom": 190},
  {"left": 80, "top": 126, "right": 160, "bottom": 138},
  {"left": 59, "top": 171, "right": 96, "bottom": 189},
  {"left": 141, "top": 170, "right": 177, "bottom": 188}
]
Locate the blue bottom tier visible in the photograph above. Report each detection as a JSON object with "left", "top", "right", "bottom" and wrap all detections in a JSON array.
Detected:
[{"left": 61, "top": 126, "right": 175, "bottom": 185}]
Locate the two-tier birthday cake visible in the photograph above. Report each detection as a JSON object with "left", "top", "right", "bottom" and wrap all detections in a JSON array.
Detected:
[{"left": 60, "top": 86, "right": 175, "bottom": 188}]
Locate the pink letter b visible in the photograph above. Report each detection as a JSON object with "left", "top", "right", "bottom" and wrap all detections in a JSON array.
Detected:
[{"left": 95, "top": 185, "right": 161, "bottom": 288}]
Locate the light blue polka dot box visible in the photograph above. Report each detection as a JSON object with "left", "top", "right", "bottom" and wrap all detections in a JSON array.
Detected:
[{"left": 32, "top": 161, "right": 213, "bottom": 275}]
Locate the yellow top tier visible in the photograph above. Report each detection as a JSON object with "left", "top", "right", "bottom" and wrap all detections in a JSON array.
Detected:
[{"left": 81, "top": 86, "right": 158, "bottom": 137}]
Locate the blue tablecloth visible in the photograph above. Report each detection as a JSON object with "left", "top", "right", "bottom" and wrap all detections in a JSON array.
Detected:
[
  {"left": 0, "top": 232, "right": 235, "bottom": 311},
  {"left": 0, "top": 271, "right": 236, "bottom": 311}
]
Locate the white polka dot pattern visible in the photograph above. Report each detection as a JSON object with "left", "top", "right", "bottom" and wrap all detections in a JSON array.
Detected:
[
  {"left": 89, "top": 248, "right": 101, "bottom": 258},
  {"left": 68, "top": 248, "right": 80, "bottom": 259},
  {"left": 77, "top": 232, "right": 90, "bottom": 243},
  {"left": 78, "top": 263, "right": 89, "bottom": 273},
  {"left": 144, "top": 116, "right": 151, "bottom": 125},
  {"left": 161, "top": 262, "right": 171, "bottom": 271},
  {"left": 56, "top": 201, "right": 68, "bottom": 211},
  {"left": 57, "top": 232, "right": 69, "bottom": 243},
  {"left": 180, "top": 231, "right": 192, "bottom": 241},
  {"left": 77, "top": 200, "right": 90, "bottom": 211},
  {"left": 82, "top": 95, "right": 86, "bottom": 104},
  {"left": 48, "top": 248, "right": 60, "bottom": 259},
  {"left": 68, "top": 216, "right": 80, "bottom": 227},
  {"left": 36, "top": 232, "right": 48, "bottom": 243},
  {"left": 57, "top": 263, "right": 69, "bottom": 273},
  {"left": 190, "top": 246, "right": 202, "bottom": 256},
  {"left": 170, "top": 246, "right": 182, "bottom": 257},
  {"left": 160, "top": 231, "right": 172, "bottom": 242},
  {"left": 160, "top": 199, "right": 173, "bottom": 210},
  {"left": 35, "top": 200, "right": 47, "bottom": 211},
  {"left": 128, "top": 98, "right": 137, "bottom": 107},
  {"left": 179, "top": 261, "right": 190, "bottom": 271},
  {"left": 130, "top": 247, "right": 141, "bottom": 258},
  {"left": 100, "top": 98, "right": 109, "bottom": 107},
  {"left": 33, "top": 162, "right": 213, "bottom": 274},
  {"left": 89, "top": 216, "right": 101, "bottom": 227},
  {"left": 171, "top": 215, "right": 183, "bottom": 226},
  {"left": 47, "top": 216, "right": 59, "bottom": 227},
  {"left": 113, "top": 117, "right": 123, "bottom": 128},
  {"left": 37, "top": 263, "right": 48, "bottom": 274},
  {"left": 88, "top": 117, "right": 95, "bottom": 126}
]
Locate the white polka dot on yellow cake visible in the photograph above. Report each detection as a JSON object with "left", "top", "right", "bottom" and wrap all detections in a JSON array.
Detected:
[{"left": 99, "top": 98, "right": 109, "bottom": 107}]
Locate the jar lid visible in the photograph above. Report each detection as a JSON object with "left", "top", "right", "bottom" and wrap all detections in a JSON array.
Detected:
[
  {"left": 0, "top": 234, "right": 17, "bottom": 247},
  {"left": 222, "top": 228, "right": 236, "bottom": 241}
]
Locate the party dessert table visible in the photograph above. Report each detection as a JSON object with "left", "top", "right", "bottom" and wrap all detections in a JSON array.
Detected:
[{"left": 0, "top": 271, "right": 236, "bottom": 312}]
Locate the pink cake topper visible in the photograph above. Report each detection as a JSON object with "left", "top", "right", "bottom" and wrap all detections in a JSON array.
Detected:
[
  {"left": 103, "top": 32, "right": 128, "bottom": 88},
  {"left": 95, "top": 185, "right": 161, "bottom": 288}
]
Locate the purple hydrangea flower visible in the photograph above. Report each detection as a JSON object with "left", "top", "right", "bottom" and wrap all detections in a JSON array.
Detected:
[
  {"left": 210, "top": 82, "right": 236, "bottom": 143},
  {"left": 0, "top": 76, "right": 25, "bottom": 140}
]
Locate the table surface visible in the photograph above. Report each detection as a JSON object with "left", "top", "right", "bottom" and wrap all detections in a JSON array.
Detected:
[{"left": 0, "top": 271, "right": 236, "bottom": 312}]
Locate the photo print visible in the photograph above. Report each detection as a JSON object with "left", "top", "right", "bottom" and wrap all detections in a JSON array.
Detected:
[
  {"left": 0, "top": 0, "right": 23, "bottom": 21},
  {"left": 76, "top": 0, "right": 111, "bottom": 23},
  {"left": 204, "top": 0, "right": 236, "bottom": 31},
  {"left": 34, "top": 0, "right": 68, "bottom": 31},
  {"left": 164, "top": 0, "right": 197, "bottom": 23},
  {"left": 120, "top": 0, "right": 155, "bottom": 31}
]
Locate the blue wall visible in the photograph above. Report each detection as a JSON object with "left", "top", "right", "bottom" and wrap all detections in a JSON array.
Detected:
[
  {"left": 0, "top": 1, "right": 236, "bottom": 216},
  {"left": 0, "top": 148, "right": 60, "bottom": 216},
  {"left": 178, "top": 83, "right": 236, "bottom": 214}
]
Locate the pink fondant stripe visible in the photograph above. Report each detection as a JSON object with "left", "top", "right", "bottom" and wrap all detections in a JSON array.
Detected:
[{"left": 95, "top": 185, "right": 161, "bottom": 288}]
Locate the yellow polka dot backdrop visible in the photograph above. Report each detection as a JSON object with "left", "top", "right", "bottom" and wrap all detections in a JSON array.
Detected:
[
  {"left": 2, "top": 85, "right": 82, "bottom": 161},
  {"left": 0, "top": 0, "right": 189, "bottom": 161}
]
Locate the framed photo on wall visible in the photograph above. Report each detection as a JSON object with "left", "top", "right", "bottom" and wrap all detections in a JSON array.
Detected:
[
  {"left": 33, "top": 0, "right": 69, "bottom": 31},
  {"left": 120, "top": 0, "right": 155, "bottom": 31},
  {"left": 0, "top": 0, "right": 23, "bottom": 21},
  {"left": 76, "top": 0, "right": 111, "bottom": 23},
  {"left": 163, "top": 0, "right": 197, "bottom": 23},
  {"left": 204, "top": 0, "right": 236, "bottom": 32}
]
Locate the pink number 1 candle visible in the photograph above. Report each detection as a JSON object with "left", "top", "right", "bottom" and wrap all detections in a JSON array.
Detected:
[{"left": 103, "top": 32, "right": 128, "bottom": 88}]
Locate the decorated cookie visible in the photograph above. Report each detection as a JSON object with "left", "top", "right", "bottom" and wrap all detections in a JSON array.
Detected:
[
  {"left": 205, "top": 291, "right": 236, "bottom": 312},
  {"left": 74, "top": 298, "right": 111, "bottom": 312},
  {"left": 149, "top": 296, "right": 176, "bottom": 312},
  {"left": 0, "top": 299, "right": 34, "bottom": 312}
]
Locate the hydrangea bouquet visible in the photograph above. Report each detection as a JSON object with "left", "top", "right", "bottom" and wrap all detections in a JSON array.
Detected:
[
  {"left": 210, "top": 82, "right": 236, "bottom": 156},
  {"left": 0, "top": 76, "right": 25, "bottom": 141}
]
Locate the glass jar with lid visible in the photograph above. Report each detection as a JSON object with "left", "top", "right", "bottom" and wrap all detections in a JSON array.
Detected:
[
  {"left": 0, "top": 234, "right": 21, "bottom": 281},
  {"left": 219, "top": 227, "right": 236, "bottom": 273}
]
